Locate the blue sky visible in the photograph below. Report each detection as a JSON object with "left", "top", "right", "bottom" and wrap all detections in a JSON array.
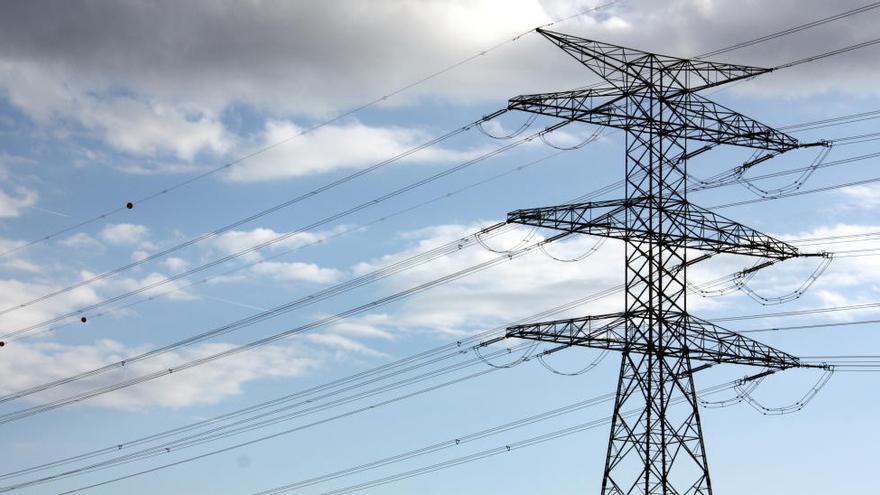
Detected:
[{"left": 0, "top": 1, "right": 878, "bottom": 494}]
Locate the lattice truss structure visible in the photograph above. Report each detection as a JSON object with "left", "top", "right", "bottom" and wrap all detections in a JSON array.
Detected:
[{"left": 503, "top": 29, "right": 824, "bottom": 494}]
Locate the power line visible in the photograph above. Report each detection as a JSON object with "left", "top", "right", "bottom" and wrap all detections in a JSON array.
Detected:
[
  {"left": 0, "top": 0, "right": 623, "bottom": 260},
  {"left": 0, "top": 285, "right": 623, "bottom": 484},
  {"left": 714, "top": 301, "right": 880, "bottom": 322},
  {"left": 6, "top": 0, "right": 874, "bottom": 327},
  {"left": 0, "top": 267, "right": 816, "bottom": 487},
  {"left": 775, "top": 35, "right": 880, "bottom": 69},
  {"left": 53, "top": 379, "right": 748, "bottom": 495},
  {"left": 8, "top": 3, "right": 875, "bottom": 342},
  {"left": 781, "top": 108, "right": 880, "bottom": 131},
  {"left": 245, "top": 380, "right": 754, "bottom": 495},
  {"left": 6, "top": 140, "right": 878, "bottom": 415},
  {"left": 12, "top": 151, "right": 570, "bottom": 342},
  {"left": 0, "top": 230, "right": 572, "bottom": 424},
  {"left": 739, "top": 317, "right": 880, "bottom": 334},
  {"left": 0, "top": 117, "right": 575, "bottom": 334},
  {"left": 711, "top": 173, "right": 880, "bottom": 208},
  {"left": 696, "top": 1, "right": 880, "bottom": 58},
  {"left": 0, "top": 113, "right": 499, "bottom": 319}
]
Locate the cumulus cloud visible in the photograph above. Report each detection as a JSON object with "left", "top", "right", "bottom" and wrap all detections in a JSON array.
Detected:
[
  {"left": 160, "top": 256, "right": 189, "bottom": 273},
  {"left": 1, "top": 0, "right": 874, "bottom": 167},
  {"left": 837, "top": 183, "right": 880, "bottom": 209},
  {"left": 99, "top": 223, "right": 150, "bottom": 246},
  {"left": 251, "top": 261, "right": 343, "bottom": 284},
  {"left": 0, "top": 186, "right": 37, "bottom": 218},
  {"left": 0, "top": 329, "right": 388, "bottom": 410},
  {"left": 0, "top": 277, "right": 102, "bottom": 334},
  {"left": 81, "top": 98, "right": 231, "bottom": 160},
  {"left": 349, "top": 222, "right": 625, "bottom": 336},
  {"left": 60, "top": 232, "right": 105, "bottom": 251},
  {"left": 225, "top": 119, "right": 490, "bottom": 182},
  {"left": 206, "top": 227, "right": 341, "bottom": 262},
  {"left": 0, "top": 339, "right": 323, "bottom": 409}
]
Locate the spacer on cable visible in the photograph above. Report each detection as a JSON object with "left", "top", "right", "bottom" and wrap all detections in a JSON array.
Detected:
[
  {"left": 126, "top": 202, "right": 134, "bottom": 209},
  {"left": 80, "top": 316, "right": 87, "bottom": 323}
]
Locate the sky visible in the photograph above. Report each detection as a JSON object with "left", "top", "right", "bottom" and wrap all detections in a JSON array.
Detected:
[{"left": 0, "top": 0, "right": 878, "bottom": 494}]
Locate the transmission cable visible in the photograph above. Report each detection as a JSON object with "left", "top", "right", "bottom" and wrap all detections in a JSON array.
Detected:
[
  {"left": 696, "top": 2, "right": 880, "bottom": 58},
  {"left": 53, "top": 377, "right": 747, "bottom": 495},
  {"left": 775, "top": 36, "right": 880, "bottom": 69},
  {"left": 0, "top": 0, "right": 623, "bottom": 260},
  {"left": 0, "top": 222, "right": 516, "bottom": 402},
  {"left": 0, "top": 282, "right": 625, "bottom": 484},
  {"left": 11, "top": 151, "right": 570, "bottom": 342},
  {"left": 0, "top": 118, "right": 575, "bottom": 338},
  {"left": 239, "top": 379, "right": 759, "bottom": 495},
  {"left": 0, "top": 112, "right": 508, "bottom": 320},
  {"left": 11, "top": 90, "right": 880, "bottom": 340},
  {"left": 0, "top": 230, "right": 572, "bottom": 424}
]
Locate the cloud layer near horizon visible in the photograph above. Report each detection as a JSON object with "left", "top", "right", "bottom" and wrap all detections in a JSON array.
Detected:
[{"left": 0, "top": 0, "right": 877, "bottom": 171}]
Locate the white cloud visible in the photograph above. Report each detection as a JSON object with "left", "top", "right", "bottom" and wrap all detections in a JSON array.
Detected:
[
  {"left": 0, "top": 277, "right": 102, "bottom": 334},
  {"left": 0, "top": 339, "right": 323, "bottom": 410},
  {"left": 0, "top": 186, "right": 37, "bottom": 218},
  {"left": 82, "top": 97, "right": 231, "bottom": 160},
  {"left": 350, "top": 222, "right": 624, "bottom": 336},
  {"left": 160, "top": 256, "right": 189, "bottom": 273},
  {"left": 304, "top": 333, "right": 387, "bottom": 358},
  {"left": 2, "top": 0, "right": 873, "bottom": 167},
  {"left": 101, "top": 270, "right": 197, "bottom": 302},
  {"left": 99, "top": 223, "right": 149, "bottom": 246},
  {"left": 60, "top": 232, "right": 105, "bottom": 251},
  {"left": 208, "top": 227, "right": 336, "bottom": 261},
  {"left": 330, "top": 315, "right": 395, "bottom": 340},
  {"left": 225, "top": 119, "right": 489, "bottom": 182},
  {"left": 251, "top": 261, "right": 343, "bottom": 284},
  {"left": 837, "top": 183, "right": 880, "bottom": 210}
]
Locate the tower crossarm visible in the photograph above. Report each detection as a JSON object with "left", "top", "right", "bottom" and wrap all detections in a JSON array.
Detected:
[
  {"left": 509, "top": 88, "right": 799, "bottom": 152},
  {"left": 507, "top": 197, "right": 633, "bottom": 236},
  {"left": 508, "top": 199, "right": 801, "bottom": 260},
  {"left": 663, "top": 92, "right": 799, "bottom": 152},
  {"left": 509, "top": 86, "right": 631, "bottom": 128},
  {"left": 506, "top": 311, "right": 802, "bottom": 369},
  {"left": 536, "top": 28, "right": 772, "bottom": 94}
]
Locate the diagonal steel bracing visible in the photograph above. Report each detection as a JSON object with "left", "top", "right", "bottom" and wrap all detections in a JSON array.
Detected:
[{"left": 501, "top": 29, "right": 821, "bottom": 494}]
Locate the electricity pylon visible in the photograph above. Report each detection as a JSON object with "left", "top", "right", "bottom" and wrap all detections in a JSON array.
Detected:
[{"left": 503, "top": 29, "right": 826, "bottom": 494}]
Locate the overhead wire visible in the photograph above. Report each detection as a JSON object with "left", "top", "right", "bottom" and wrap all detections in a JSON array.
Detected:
[
  {"left": 5, "top": 119, "right": 872, "bottom": 418},
  {"left": 0, "top": 222, "right": 516, "bottom": 402},
  {"left": 0, "top": 117, "right": 574, "bottom": 339},
  {"left": 10, "top": 151, "right": 571, "bottom": 342},
  {"left": 0, "top": 230, "right": 575, "bottom": 424},
  {"left": 0, "top": 0, "right": 624, "bottom": 260},
  {"left": 0, "top": 261, "right": 859, "bottom": 485},
  {"left": 695, "top": 1, "right": 880, "bottom": 59},
  {"left": 0, "top": 346, "right": 527, "bottom": 492},
  {"left": 0, "top": 284, "right": 624, "bottom": 484},
  {"left": 17, "top": 0, "right": 878, "bottom": 331},
  {"left": 774, "top": 35, "right": 880, "bottom": 69},
  {"left": 11, "top": 36, "right": 880, "bottom": 343},
  {"left": 52, "top": 377, "right": 754, "bottom": 495},
  {"left": 734, "top": 367, "right": 835, "bottom": 415},
  {"left": 241, "top": 379, "right": 766, "bottom": 495},
  {"left": 0, "top": 112, "right": 505, "bottom": 321},
  {"left": 6, "top": 7, "right": 880, "bottom": 486}
]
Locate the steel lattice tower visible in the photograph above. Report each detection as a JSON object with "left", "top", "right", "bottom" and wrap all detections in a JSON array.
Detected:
[{"left": 503, "top": 29, "right": 825, "bottom": 494}]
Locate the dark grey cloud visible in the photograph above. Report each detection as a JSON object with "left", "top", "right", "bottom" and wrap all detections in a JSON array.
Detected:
[{"left": 0, "top": 0, "right": 876, "bottom": 159}]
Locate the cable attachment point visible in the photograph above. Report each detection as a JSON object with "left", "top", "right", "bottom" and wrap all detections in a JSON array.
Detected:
[{"left": 477, "top": 112, "right": 537, "bottom": 140}]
